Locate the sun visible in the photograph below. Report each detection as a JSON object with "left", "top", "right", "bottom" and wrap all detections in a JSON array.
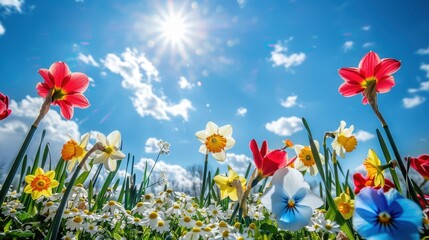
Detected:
[{"left": 160, "top": 14, "right": 188, "bottom": 44}]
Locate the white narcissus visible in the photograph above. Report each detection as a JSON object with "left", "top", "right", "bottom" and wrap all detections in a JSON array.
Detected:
[
  {"left": 93, "top": 130, "right": 126, "bottom": 171},
  {"left": 331, "top": 120, "right": 357, "bottom": 158},
  {"left": 195, "top": 121, "right": 235, "bottom": 162},
  {"left": 294, "top": 140, "right": 324, "bottom": 176}
]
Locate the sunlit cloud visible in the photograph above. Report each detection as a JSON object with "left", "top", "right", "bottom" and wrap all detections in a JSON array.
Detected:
[
  {"left": 420, "top": 63, "right": 429, "bottom": 77},
  {"left": 236, "top": 107, "right": 247, "bottom": 117},
  {"left": 280, "top": 95, "right": 298, "bottom": 108},
  {"left": 0, "top": 22, "right": 5, "bottom": 35},
  {"left": 355, "top": 130, "right": 375, "bottom": 142},
  {"left": 362, "top": 42, "right": 375, "bottom": 48},
  {"left": 222, "top": 153, "right": 253, "bottom": 175},
  {"left": 403, "top": 95, "right": 426, "bottom": 108},
  {"left": 342, "top": 41, "right": 354, "bottom": 52},
  {"left": 145, "top": 137, "right": 161, "bottom": 153},
  {"left": 237, "top": 0, "right": 246, "bottom": 8},
  {"left": 77, "top": 53, "right": 99, "bottom": 67},
  {"left": 269, "top": 38, "right": 306, "bottom": 71},
  {"left": 416, "top": 47, "right": 429, "bottom": 55},
  {"left": 103, "top": 48, "right": 194, "bottom": 121},
  {"left": 178, "top": 76, "right": 194, "bottom": 89},
  {"left": 265, "top": 116, "right": 303, "bottom": 136},
  {"left": 408, "top": 80, "right": 429, "bottom": 93},
  {"left": 0, "top": 0, "right": 24, "bottom": 12},
  {"left": 362, "top": 25, "right": 371, "bottom": 31}
]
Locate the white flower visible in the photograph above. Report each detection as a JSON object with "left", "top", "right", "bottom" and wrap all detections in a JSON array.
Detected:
[
  {"left": 196, "top": 121, "right": 235, "bottom": 162},
  {"left": 84, "top": 222, "right": 99, "bottom": 235},
  {"left": 102, "top": 200, "right": 125, "bottom": 214},
  {"left": 177, "top": 215, "right": 196, "bottom": 228},
  {"left": 331, "top": 121, "right": 357, "bottom": 158},
  {"left": 154, "top": 220, "right": 170, "bottom": 234},
  {"left": 93, "top": 131, "right": 126, "bottom": 171},
  {"left": 294, "top": 140, "right": 325, "bottom": 176},
  {"left": 158, "top": 140, "right": 170, "bottom": 154},
  {"left": 143, "top": 211, "right": 165, "bottom": 229},
  {"left": 62, "top": 232, "right": 77, "bottom": 240},
  {"left": 65, "top": 215, "right": 86, "bottom": 231},
  {"left": 316, "top": 218, "right": 340, "bottom": 234}
]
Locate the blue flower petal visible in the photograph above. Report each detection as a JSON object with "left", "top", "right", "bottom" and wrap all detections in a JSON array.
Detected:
[{"left": 277, "top": 203, "right": 313, "bottom": 231}]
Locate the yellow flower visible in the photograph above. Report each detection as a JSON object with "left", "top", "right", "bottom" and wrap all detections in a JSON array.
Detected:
[
  {"left": 334, "top": 192, "right": 354, "bottom": 220},
  {"left": 363, "top": 149, "right": 385, "bottom": 187},
  {"left": 331, "top": 121, "right": 357, "bottom": 158},
  {"left": 213, "top": 166, "right": 246, "bottom": 201},
  {"left": 24, "top": 168, "right": 59, "bottom": 200},
  {"left": 195, "top": 121, "right": 235, "bottom": 162},
  {"left": 61, "top": 133, "right": 91, "bottom": 172}
]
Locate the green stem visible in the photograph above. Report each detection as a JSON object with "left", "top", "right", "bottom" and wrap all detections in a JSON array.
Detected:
[
  {"left": 199, "top": 154, "right": 209, "bottom": 207},
  {"left": 144, "top": 152, "right": 161, "bottom": 188},
  {"left": 0, "top": 125, "right": 37, "bottom": 207},
  {"left": 419, "top": 179, "right": 428, "bottom": 189}
]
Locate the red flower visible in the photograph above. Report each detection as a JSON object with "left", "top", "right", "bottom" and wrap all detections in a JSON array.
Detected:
[
  {"left": 338, "top": 51, "right": 401, "bottom": 104},
  {"left": 353, "top": 172, "right": 395, "bottom": 194},
  {"left": 36, "top": 62, "right": 90, "bottom": 120},
  {"left": 250, "top": 139, "right": 291, "bottom": 178},
  {"left": 408, "top": 154, "right": 429, "bottom": 179},
  {"left": 0, "top": 92, "right": 12, "bottom": 120}
]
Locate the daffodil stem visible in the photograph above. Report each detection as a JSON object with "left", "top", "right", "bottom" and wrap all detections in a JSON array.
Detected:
[
  {"left": 48, "top": 144, "right": 100, "bottom": 240},
  {"left": 228, "top": 202, "right": 240, "bottom": 225},
  {"left": 199, "top": 153, "right": 209, "bottom": 207}
]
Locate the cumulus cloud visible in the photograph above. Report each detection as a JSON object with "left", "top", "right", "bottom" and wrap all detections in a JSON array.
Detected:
[
  {"left": 280, "top": 95, "right": 298, "bottom": 108},
  {"left": 77, "top": 53, "right": 99, "bottom": 67},
  {"left": 145, "top": 137, "right": 160, "bottom": 154},
  {"left": 265, "top": 116, "right": 303, "bottom": 136},
  {"left": 223, "top": 153, "right": 253, "bottom": 175},
  {"left": 420, "top": 63, "right": 429, "bottom": 78},
  {"left": 269, "top": 39, "right": 306, "bottom": 71},
  {"left": 237, "top": 0, "right": 246, "bottom": 8},
  {"left": 342, "top": 41, "right": 354, "bottom": 52},
  {"left": 0, "top": 0, "right": 24, "bottom": 12},
  {"left": 236, "top": 107, "right": 247, "bottom": 117},
  {"left": 362, "top": 42, "right": 375, "bottom": 48},
  {"left": 416, "top": 47, "right": 429, "bottom": 55},
  {"left": 403, "top": 95, "right": 426, "bottom": 108},
  {"left": 354, "top": 130, "right": 375, "bottom": 142},
  {"left": 408, "top": 80, "right": 429, "bottom": 93},
  {"left": 0, "top": 22, "right": 5, "bottom": 35},
  {"left": 103, "top": 48, "right": 194, "bottom": 121},
  {"left": 178, "top": 76, "right": 194, "bottom": 89},
  {"left": 362, "top": 25, "right": 371, "bottom": 31}
]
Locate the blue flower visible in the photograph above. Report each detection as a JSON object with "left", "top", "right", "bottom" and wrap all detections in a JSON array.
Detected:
[
  {"left": 353, "top": 187, "right": 422, "bottom": 240},
  {"left": 261, "top": 168, "right": 323, "bottom": 231}
]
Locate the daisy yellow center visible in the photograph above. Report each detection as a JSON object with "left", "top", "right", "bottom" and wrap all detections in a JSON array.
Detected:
[
  {"left": 184, "top": 216, "right": 192, "bottom": 223},
  {"left": 192, "top": 227, "right": 201, "bottom": 233},
  {"left": 136, "top": 202, "right": 144, "bottom": 207},
  {"left": 237, "top": 237, "right": 244, "bottom": 240},
  {"left": 249, "top": 223, "right": 256, "bottom": 230},
  {"left": 149, "top": 212, "right": 158, "bottom": 219},
  {"left": 47, "top": 201, "right": 54, "bottom": 207},
  {"left": 212, "top": 209, "right": 218, "bottom": 215},
  {"left": 378, "top": 211, "right": 392, "bottom": 225},
  {"left": 158, "top": 221, "right": 165, "bottom": 227},
  {"left": 108, "top": 201, "right": 115, "bottom": 206},
  {"left": 325, "top": 224, "right": 332, "bottom": 230},
  {"left": 337, "top": 135, "right": 357, "bottom": 152},
  {"left": 338, "top": 202, "right": 352, "bottom": 215},
  {"left": 73, "top": 216, "right": 83, "bottom": 224},
  {"left": 222, "top": 230, "right": 230, "bottom": 237},
  {"left": 205, "top": 134, "right": 227, "bottom": 153},
  {"left": 234, "top": 222, "right": 241, "bottom": 229},
  {"left": 144, "top": 194, "right": 152, "bottom": 200},
  {"left": 104, "top": 146, "right": 113, "bottom": 154},
  {"left": 203, "top": 227, "right": 212, "bottom": 232},
  {"left": 156, "top": 199, "right": 163, "bottom": 204},
  {"left": 88, "top": 225, "right": 95, "bottom": 230},
  {"left": 219, "top": 221, "right": 227, "bottom": 228},
  {"left": 10, "top": 209, "right": 16, "bottom": 213},
  {"left": 299, "top": 146, "right": 315, "bottom": 167},
  {"left": 173, "top": 204, "right": 180, "bottom": 209},
  {"left": 31, "top": 175, "right": 51, "bottom": 191},
  {"left": 196, "top": 221, "right": 203, "bottom": 227},
  {"left": 134, "top": 217, "right": 141, "bottom": 222},
  {"left": 166, "top": 189, "right": 173, "bottom": 193}
]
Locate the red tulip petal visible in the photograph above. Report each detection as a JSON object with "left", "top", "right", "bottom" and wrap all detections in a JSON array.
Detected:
[
  {"left": 358, "top": 51, "right": 380, "bottom": 78},
  {"left": 62, "top": 72, "right": 89, "bottom": 93},
  {"left": 338, "top": 82, "right": 364, "bottom": 96},
  {"left": 260, "top": 140, "right": 268, "bottom": 158},
  {"left": 0, "top": 110, "right": 11, "bottom": 120},
  {"left": 375, "top": 58, "right": 401, "bottom": 80},
  {"left": 250, "top": 139, "right": 263, "bottom": 170},
  {"left": 376, "top": 76, "right": 395, "bottom": 93},
  {"left": 38, "top": 68, "right": 55, "bottom": 88},
  {"left": 49, "top": 62, "right": 71, "bottom": 88},
  {"left": 338, "top": 68, "right": 365, "bottom": 83},
  {"left": 361, "top": 95, "right": 369, "bottom": 105},
  {"left": 36, "top": 82, "right": 52, "bottom": 98},
  {"left": 0, "top": 102, "right": 5, "bottom": 113},
  {"left": 65, "top": 94, "right": 90, "bottom": 108},
  {"left": 57, "top": 101, "right": 74, "bottom": 120}
]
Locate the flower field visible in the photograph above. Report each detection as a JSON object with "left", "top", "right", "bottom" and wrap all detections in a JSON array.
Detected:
[{"left": 0, "top": 52, "right": 428, "bottom": 240}]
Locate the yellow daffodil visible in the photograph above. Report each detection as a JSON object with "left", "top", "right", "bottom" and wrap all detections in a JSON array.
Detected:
[
  {"left": 24, "top": 167, "right": 59, "bottom": 200},
  {"left": 332, "top": 121, "right": 357, "bottom": 158},
  {"left": 93, "top": 130, "right": 126, "bottom": 171},
  {"left": 214, "top": 166, "right": 246, "bottom": 201},
  {"left": 196, "top": 121, "right": 235, "bottom": 162},
  {"left": 61, "top": 133, "right": 91, "bottom": 172},
  {"left": 363, "top": 149, "right": 385, "bottom": 187},
  {"left": 334, "top": 192, "right": 354, "bottom": 220}
]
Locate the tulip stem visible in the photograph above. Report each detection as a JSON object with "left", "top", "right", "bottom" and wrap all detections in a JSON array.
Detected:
[{"left": 199, "top": 153, "right": 209, "bottom": 207}]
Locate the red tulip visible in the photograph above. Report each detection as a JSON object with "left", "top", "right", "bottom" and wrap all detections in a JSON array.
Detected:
[
  {"left": 338, "top": 51, "right": 400, "bottom": 104},
  {"left": 353, "top": 172, "right": 395, "bottom": 194},
  {"left": 36, "top": 62, "right": 90, "bottom": 120},
  {"left": 250, "top": 139, "right": 290, "bottom": 178},
  {"left": 408, "top": 154, "right": 429, "bottom": 179},
  {"left": 0, "top": 92, "right": 12, "bottom": 120}
]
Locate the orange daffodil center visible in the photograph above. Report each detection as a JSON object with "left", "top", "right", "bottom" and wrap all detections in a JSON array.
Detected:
[
  {"left": 61, "top": 133, "right": 91, "bottom": 172},
  {"left": 62, "top": 140, "right": 84, "bottom": 160},
  {"left": 334, "top": 192, "right": 354, "bottom": 220},
  {"left": 205, "top": 134, "right": 227, "bottom": 153},
  {"left": 214, "top": 166, "right": 246, "bottom": 201},
  {"left": 332, "top": 121, "right": 357, "bottom": 158},
  {"left": 196, "top": 121, "right": 235, "bottom": 162},
  {"left": 24, "top": 167, "right": 59, "bottom": 200},
  {"left": 294, "top": 140, "right": 324, "bottom": 176},
  {"left": 298, "top": 147, "right": 315, "bottom": 167}
]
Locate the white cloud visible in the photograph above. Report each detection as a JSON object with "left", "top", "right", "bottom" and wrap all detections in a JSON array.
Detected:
[
  {"left": 236, "top": 107, "right": 247, "bottom": 117},
  {"left": 103, "top": 48, "right": 194, "bottom": 121},
  {"left": 362, "top": 42, "right": 375, "bottom": 48},
  {"left": 362, "top": 25, "right": 371, "bottom": 31},
  {"left": 145, "top": 137, "right": 160, "bottom": 154},
  {"left": 223, "top": 153, "right": 253, "bottom": 175},
  {"left": 342, "top": 41, "right": 354, "bottom": 52},
  {"left": 269, "top": 39, "right": 306, "bottom": 71},
  {"left": 416, "top": 47, "right": 429, "bottom": 55},
  {"left": 178, "top": 76, "right": 194, "bottom": 89},
  {"left": 0, "top": 96, "right": 82, "bottom": 167},
  {"left": 237, "top": 0, "right": 246, "bottom": 8},
  {"left": 0, "top": 22, "right": 5, "bottom": 35},
  {"left": 354, "top": 130, "right": 375, "bottom": 142},
  {"left": 0, "top": 0, "right": 24, "bottom": 12},
  {"left": 408, "top": 80, "right": 429, "bottom": 93},
  {"left": 403, "top": 95, "right": 426, "bottom": 108},
  {"left": 77, "top": 53, "right": 99, "bottom": 67},
  {"left": 280, "top": 95, "right": 298, "bottom": 108},
  {"left": 420, "top": 63, "right": 429, "bottom": 78},
  {"left": 265, "top": 116, "right": 303, "bottom": 136}
]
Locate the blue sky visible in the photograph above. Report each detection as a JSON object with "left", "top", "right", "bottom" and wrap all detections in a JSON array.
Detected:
[{"left": 1, "top": 0, "right": 429, "bottom": 189}]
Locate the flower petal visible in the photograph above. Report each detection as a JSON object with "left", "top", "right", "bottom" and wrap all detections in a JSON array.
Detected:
[
  {"left": 62, "top": 72, "right": 89, "bottom": 93},
  {"left": 297, "top": 189, "right": 323, "bottom": 209},
  {"left": 110, "top": 150, "right": 126, "bottom": 160},
  {"left": 206, "top": 121, "right": 218, "bottom": 135},
  {"left": 57, "top": 101, "right": 74, "bottom": 120},
  {"left": 277, "top": 204, "right": 313, "bottom": 231},
  {"left": 339, "top": 82, "right": 365, "bottom": 97},
  {"left": 96, "top": 132, "right": 107, "bottom": 146},
  {"left": 80, "top": 133, "right": 91, "bottom": 148},
  {"left": 338, "top": 67, "right": 365, "bottom": 83},
  {"left": 198, "top": 145, "right": 207, "bottom": 154},
  {"left": 358, "top": 51, "right": 380, "bottom": 78},
  {"left": 375, "top": 58, "right": 401, "bottom": 81},
  {"left": 225, "top": 137, "right": 235, "bottom": 149},
  {"left": 105, "top": 159, "right": 117, "bottom": 171},
  {"left": 212, "top": 151, "right": 226, "bottom": 162},
  {"left": 25, "top": 175, "right": 35, "bottom": 184},
  {"left": 65, "top": 94, "right": 90, "bottom": 108},
  {"left": 45, "top": 170, "right": 55, "bottom": 180},
  {"left": 219, "top": 125, "right": 232, "bottom": 137},
  {"left": 38, "top": 68, "right": 55, "bottom": 88},
  {"left": 49, "top": 62, "right": 70, "bottom": 88},
  {"left": 195, "top": 130, "right": 208, "bottom": 143},
  {"left": 107, "top": 130, "right": 121, "bottom": 147},
  {"left": 36, "top": 82, "right": 52, "bottom": 98},
  {"left": 250, "top": 139, "right": 263, "bottom": 170},
  {"left": 376, "top": 76, "right": 395, "bottom": 93},
  {"left": 93, "top": 153, "right": 109, "bottom": 164}
]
